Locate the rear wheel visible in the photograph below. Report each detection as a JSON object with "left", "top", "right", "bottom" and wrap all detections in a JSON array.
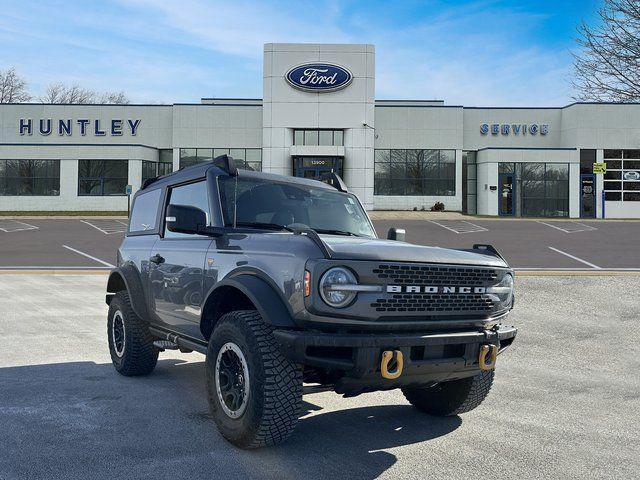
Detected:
[
  {"left": 402, "top": 370, "right": 495, "bottom": 416},
  {"left": 107, "top": 291, "right": 158, "bottom": 376},
  {"left": 205, "top": 310, "right": 303, "bottom": 449}
]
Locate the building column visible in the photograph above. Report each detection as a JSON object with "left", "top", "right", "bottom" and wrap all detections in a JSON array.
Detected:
[{"left": 596, "top": 149, "right": 604, "bottom": 218}]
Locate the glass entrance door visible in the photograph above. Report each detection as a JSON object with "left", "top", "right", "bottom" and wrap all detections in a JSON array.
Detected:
[
  {"left": 293, "top": 157, "right": 344, "bottom": 180},
  {"left": 498, "top": 173, "right": 515, "bottom": 216},
  {"left": 580, "top": 174, "right": 596, "bottom": 218}
]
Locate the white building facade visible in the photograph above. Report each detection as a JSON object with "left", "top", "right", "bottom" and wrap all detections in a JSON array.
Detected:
[{"left": 1, "top": 43, "right": 639, "bottom": 218}]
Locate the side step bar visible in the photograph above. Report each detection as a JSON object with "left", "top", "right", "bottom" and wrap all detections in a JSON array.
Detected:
[{"left": 148, "top": 327, "right": 208, "bottom": 355}]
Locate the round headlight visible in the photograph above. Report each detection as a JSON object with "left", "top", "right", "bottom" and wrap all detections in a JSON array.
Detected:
[
  {"left": 319, "top": 267, "right": 357, "bottom": 308},
  {"left": 487, "top": 273, "right": 514, "bottom": 309}
]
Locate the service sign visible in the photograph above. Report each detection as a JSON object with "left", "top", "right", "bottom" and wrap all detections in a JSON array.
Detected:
[{"left": 285, "top": 63, "right": 353, "bottom": 92}]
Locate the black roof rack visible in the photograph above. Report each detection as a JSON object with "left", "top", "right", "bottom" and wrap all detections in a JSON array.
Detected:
[{"left": 213, "top": 154, "right": 238, "bottom": 177}]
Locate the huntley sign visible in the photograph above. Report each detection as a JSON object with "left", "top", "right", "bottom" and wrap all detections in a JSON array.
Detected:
[
  {"left": 285, "top": 63, "right": 353, "bottom": 92},
  {"left": 19, "top": 118, "right": 142, "bottom": 136}
]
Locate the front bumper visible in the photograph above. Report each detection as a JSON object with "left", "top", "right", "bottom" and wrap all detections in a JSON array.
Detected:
[{"left": 274, "top": 324, "right": 517, "bottom": 394}]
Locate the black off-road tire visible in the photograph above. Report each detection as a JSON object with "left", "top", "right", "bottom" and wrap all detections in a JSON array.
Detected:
[
  {"left": 107, "top": 291, "right": 158, "bottom": 376},
  {"left": 205, "top": 310, "right": 303, "bottom": 449},
  {"left": 402, "top": 370, "right": 495, "bottom": 416}
]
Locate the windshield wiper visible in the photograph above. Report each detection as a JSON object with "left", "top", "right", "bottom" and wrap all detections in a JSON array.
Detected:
[
  {"left": 234, "top": 221, "right": 295, "bottom": 232},
  {"left": 313, "top": 228, "right": 359, "bottom": 237}
]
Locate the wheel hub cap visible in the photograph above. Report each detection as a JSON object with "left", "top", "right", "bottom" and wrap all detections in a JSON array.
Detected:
[
  {"left": 112, "top": 311, "right": 126, "bottom": 358},
  {"left": 215, "top": 342, "right": 250, "bottom": 419}
]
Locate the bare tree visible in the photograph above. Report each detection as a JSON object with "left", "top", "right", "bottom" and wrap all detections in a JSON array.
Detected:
[
  {"left": 573, "top": 0, "right": 640, "bottom": 101},
  {"left": 40, "top": 82, "right": 131, "bottom": 104},
  {"left": 0, "top": 67, "right": 32, "bottom": 103}
]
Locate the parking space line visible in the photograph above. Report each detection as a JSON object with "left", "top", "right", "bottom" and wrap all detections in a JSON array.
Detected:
[
  {"left": 429, "top": 220, "right": 488, "bottom": 234},
  {"left": 80, "top": 219, "right": 127, "bottom": 234},
  {"left": 548, "top": 246, "right": 601, "bottom": 269},
  {"left": 537, "top": 221, "right": 597, "bottom": 233},
  {"left": 62, "top": 245, "right": 115, "bottom": 268},
  {"left": 0, "top": 220, "right": 39, "bottom": 233}
]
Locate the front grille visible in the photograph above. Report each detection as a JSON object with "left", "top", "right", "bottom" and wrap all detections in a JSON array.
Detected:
[
  {"left": 371, "top": 293, "right": 493, "bottom": 313},
  {"left": 372, "top": 264, "right": 497, "bottom": 285},
  {"left": 370, "top": 263, "right": 498, "bottom": 314}
]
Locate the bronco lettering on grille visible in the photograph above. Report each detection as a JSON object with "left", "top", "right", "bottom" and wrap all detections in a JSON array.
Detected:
[{"left": 386, "top": 285, "right": 487, "bottom": 294}]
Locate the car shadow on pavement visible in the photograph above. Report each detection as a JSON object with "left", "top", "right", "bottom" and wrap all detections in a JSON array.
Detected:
[{"left": 0, "top": 358, "right": 461, "bottom": 480}]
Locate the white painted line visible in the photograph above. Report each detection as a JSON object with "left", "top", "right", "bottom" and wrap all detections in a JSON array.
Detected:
[
  {"left": 115, "top": 219, "right": 129, "bottom": 226},
  {"left": 0, "top": 220, "right": 39, "bottom": 233},
  {"left": 81, "top": 219, "right": 126, "bottom": 234},
  {"left": 429, "top": 220, "right": 488, "bottom": 234},
  {"left": 62, "top": 245, "right": 115, "bottom": 268},
  {"left": 548, "top": 246, "right": 601, "bottom": 269},
  {"left": 537, "top": 221, "right": 597, "bottom": 233}
]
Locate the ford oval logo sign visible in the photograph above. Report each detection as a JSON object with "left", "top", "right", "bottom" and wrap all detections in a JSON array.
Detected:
[
  {"left": 285, "top": 63, "right": 353, "bottom": 92},
  {"left": 624, "top": 171, "right": 640, "bottom": 180}
]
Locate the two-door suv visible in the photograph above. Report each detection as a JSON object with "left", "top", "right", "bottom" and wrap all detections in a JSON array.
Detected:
[{"left": 106, "top": 155, "right": 517, "bottom": 449}]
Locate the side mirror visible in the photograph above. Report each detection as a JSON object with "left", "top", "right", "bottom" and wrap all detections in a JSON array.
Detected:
[
  {"left": 166, "top": 204, "right": 207, "bottom": 235},
  {"left": 387, "top": 227, "right": 406, "bottom": 242}
]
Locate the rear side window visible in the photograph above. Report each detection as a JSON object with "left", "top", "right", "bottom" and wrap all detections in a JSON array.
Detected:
[{"left": 128, "top": 189, "right": 162, "bottom": 233}]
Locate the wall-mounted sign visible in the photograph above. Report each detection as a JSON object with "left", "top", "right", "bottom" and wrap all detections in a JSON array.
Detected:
[
  {"left": 624, "top": 171, "right": 640, "bottom": 180},
  {"left": 19, "top": 118, "right": 141, "bottom": 136},
  {"left": 480, "top": 123, "right": 549, "bottom": 136},
  {"left": 593, "top": 162, "right": 607, "bottom": 174},
  {"left": 285, "top": 63, "right": 353, "bottom": 92}
]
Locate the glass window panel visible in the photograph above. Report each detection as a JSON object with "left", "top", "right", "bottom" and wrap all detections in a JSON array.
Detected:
[
  {"left": 624, "top": 181, "right": 640, "bottom": 191},
  {"left": 103, "top": 178, "right": 127, "bottom": 195},
  {"left": 159, "top": 149, "right": 173, "bottom": 163},
  {"left": 440, "top": 150, "right": 455, "bottom": 163},
  {"left": 180, "top": 148, "right": 196, "bottom": 159},
  {"left": 466, "top": 180, "right": 477, "bottom": 194},
  {"left": 390, "top": 150, "right": 406, "bottom": 163},
  {"left": 375, "top": 150, "right": 390, "bottom": 163},
  {"left": 246, "top": 161, "right": 262, "bottom": 172},
  {"left": 304, "top": 130, "right": 319, "bottom": 146},
  {"left": 196, "top": 148, "right": 213, "bottom": 163},
  {"left": 390, "top": 162, "right": 405, "bottom": 179},
  {"left": 230, "top": 149, "right": 245, "bottom": 162},
  {"left": 604, "top": 170, "right": 621, "bottom": 180},
  {"left": 521, "top": 197, "right": 545, "bottom": 216},
  {"left": 319, "top": 131, "right": 333, "bottom": 146},
  {"left": 623, "top": 192, "right": 640, "bottom": 201},
  {"left": 604, "top": 181, "right": 622, "bottom": 191},
  {"left": 499, "top": 163, "right": 515, "bottom": 173},
  {"left": 521, "top": 163, "right": 544, "bottom": 180},
  {"left": 79, "top": 179, "right": 102, "bottom": 196},
  {"left": 605, "top": 191, "right": 622, "bottom": 201},
  {"left": 604, "top": 149, "right": 622, "bottom": 159},
  {"left": 623, "top": 150, "right": 640, "bottom": 159},
  {"left": 245, "top": 149, "right": 261, "bottom": 161},
  {"left": 334, "top": 130, "right": 344, "bottom": 146},
  {"left": 158, "top": 162, "right": 172, "bottom": 176},
  {"left": 213, "top": 148, "right": 230, "bottom": 157},
  {"left": 545, "top": 163, "right": 568, "bottom": 180},
  {"left": 623, "top": 160, "right": 640, "bottom": 169},
  {"left": 294, "top": 130, "right": 304, "bottom": 145},
  {"left": 129, "top": 188, "right": 161, "bottom": 233},
  {"left": 607, "top": 160, "right": 622, "bottom": 169}
]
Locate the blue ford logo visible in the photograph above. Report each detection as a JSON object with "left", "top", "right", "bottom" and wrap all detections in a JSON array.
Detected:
[{"left": 285, "top": 63, "right": 353, "bottom": 92}]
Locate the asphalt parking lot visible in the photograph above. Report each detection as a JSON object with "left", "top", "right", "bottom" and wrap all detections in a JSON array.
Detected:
[
  {"left": 0, "top": 217, "right": 639, "bottom": 271},
  {"left": 1, "top": 274, "right": 638, "bottom": 480}
]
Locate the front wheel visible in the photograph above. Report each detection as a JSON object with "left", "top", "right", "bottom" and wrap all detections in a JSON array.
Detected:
[
  {"left": 107, "top": 291, "right": 158, "bottom": 376},
  {"left": 402, "top": 370, "right": 495, "bottom": 416},
  {"left": 205, "top": 310, "right": 303, "bottom": 449}
]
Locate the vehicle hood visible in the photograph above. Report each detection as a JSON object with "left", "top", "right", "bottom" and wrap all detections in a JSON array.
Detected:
[{"left": 319, "top": 235, "right": 508, "bottom": 268}]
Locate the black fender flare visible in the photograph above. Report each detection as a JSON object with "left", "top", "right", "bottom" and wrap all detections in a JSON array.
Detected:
[
  {"left": 106, "top": 264, "right": 149, "bottom": 320},
  {"left": 203, "top": 274, "right": 297, "bottom": 329}
]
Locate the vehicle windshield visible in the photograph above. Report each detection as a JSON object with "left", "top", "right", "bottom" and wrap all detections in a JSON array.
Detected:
[{"left": 218, "top": 175, "right": 376, "bottom": 238}]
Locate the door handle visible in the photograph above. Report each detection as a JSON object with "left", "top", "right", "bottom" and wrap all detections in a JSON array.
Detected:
[{"left": 149, "top": 253, "right": 165, "bottom": 265}]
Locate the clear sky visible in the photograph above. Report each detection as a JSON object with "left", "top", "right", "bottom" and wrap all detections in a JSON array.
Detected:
[{"left": 0, "top": 0, "right": 600, "bottom": 106}]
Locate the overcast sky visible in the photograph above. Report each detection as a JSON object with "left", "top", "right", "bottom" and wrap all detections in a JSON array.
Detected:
[{"left": 0, "top": 0, "right": 599, "bottom": 106}]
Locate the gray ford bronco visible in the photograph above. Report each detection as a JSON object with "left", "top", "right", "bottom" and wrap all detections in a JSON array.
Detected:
[{"left": 106, "top": 155, "right": 517, "bottom": 449}]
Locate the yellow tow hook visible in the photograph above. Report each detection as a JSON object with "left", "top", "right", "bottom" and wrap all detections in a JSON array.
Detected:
[
  {"left": 479, "top": 344, "right": 498, "bottom": 371},
  {"left": 381, "top": 350, "right": 404, "bottom": 379}
]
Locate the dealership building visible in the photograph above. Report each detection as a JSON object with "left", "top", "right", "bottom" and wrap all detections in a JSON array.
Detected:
[{"left": 1, "top": 43, "right": 640, "bottom": 218}]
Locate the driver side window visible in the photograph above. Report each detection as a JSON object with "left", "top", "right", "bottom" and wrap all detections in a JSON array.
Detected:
[{"left": 164, "top": 180, "right": 210, "bottom": 238}]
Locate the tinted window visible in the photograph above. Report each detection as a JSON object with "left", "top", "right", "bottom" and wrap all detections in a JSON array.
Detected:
[
  {"left": 164, "top": 180, "right": 210, "bottom": 238},
  {"left": 0, "top": 159, "right": 60, "bottom": 196},
  {"left": 78, "top": 160, "right": 128, "bottom": 196},
  {"left": 129, "top": 189, "right": 162, "bottom": 233}
]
